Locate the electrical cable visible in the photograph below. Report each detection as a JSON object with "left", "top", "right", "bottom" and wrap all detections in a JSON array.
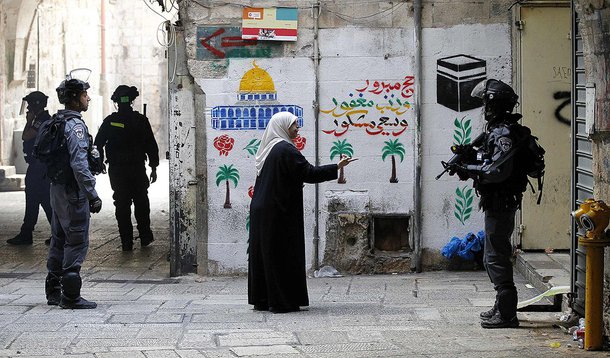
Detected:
[{"left": 322, "top": 1, "right": 406, "bottom": 23}]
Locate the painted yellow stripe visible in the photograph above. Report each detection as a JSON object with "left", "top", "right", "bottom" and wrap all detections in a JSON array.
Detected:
[{"left": 110, "top": 122, "right": 124, "bottom": 128}]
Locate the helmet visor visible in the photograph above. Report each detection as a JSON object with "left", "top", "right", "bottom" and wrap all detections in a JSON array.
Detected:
[
  {"left": 470, "top": 79, "right": 488, "bottom": 100},
  {"left": 19, "top": 99, "right": 27, "bottom": 115},
  {"left": 67, "top": 68, "right": 91, "bottom": 82}
]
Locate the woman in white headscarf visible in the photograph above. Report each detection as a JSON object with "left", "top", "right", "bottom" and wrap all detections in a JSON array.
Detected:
[{"left": 248, "top": 111, "right": 355, "bottom": 313}]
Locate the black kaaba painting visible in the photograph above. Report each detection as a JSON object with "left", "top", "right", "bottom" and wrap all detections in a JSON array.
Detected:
[{"left": 437, "top": 54, "right": 486, "bottom": 112}]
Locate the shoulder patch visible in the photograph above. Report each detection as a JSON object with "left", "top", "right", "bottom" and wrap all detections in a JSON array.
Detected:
[
  {"left": 498, "top": 137, "right": 512, "bottom": 152},
  {"left": 73, "top": 124, "right": 85, "bottom": 140}
]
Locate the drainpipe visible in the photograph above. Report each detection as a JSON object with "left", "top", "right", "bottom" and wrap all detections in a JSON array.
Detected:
[
  {"left": 100, "top": 0, "right": 109, "bottom": 118},
  {"left": 312, "top": 1, "right": 321, "bottom": 270},
  {"left": 412, "top": 0, "right": 423, "bottom": 273}
]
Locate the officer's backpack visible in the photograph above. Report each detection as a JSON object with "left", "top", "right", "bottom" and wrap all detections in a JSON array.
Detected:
[
  {"left": 518, "top": 128, "right": 546, "bottom": 204},
  {"left": 32, "top": 114, "right": 72, "bottom": 184}
]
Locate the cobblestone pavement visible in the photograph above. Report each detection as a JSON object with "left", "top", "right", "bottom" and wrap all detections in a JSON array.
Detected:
[{"left": 1, "top": 161, "right": 608, "bottom": 357}]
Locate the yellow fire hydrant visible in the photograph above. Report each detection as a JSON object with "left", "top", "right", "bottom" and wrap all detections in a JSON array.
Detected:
[{"left": 572, "top": 199, "right": 610, "bottom": 350}]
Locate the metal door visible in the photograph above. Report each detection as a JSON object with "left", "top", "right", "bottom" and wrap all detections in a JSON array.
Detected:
[
  {"left": 571, "top": 7, "right": 589, "bottom": 316},
  {"left": 518, "top": 5, "right": 572, "bottom": 250}
]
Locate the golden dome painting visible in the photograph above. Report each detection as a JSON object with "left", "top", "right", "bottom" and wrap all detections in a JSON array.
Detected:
[{"left": 212, "top": 61, "right": 303, "bottom": 130}]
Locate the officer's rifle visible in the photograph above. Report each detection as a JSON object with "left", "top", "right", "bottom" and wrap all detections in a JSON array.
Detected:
[{"left": 435, "top": 132, "right": 486, "bottom": 180}]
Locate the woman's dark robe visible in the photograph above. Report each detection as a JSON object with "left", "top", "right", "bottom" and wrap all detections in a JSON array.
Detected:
[{"left": 248, "top": 141, "right": 338, "bottom": 310}]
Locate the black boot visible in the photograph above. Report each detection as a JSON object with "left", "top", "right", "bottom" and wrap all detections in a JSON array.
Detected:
[
  {"left": 480, "top": 303, "right": 498, "bottom": 320},
  {"left": 138, "top": 228, "right": 154, "bottom": 247},
  {"left": 7, "top": 232, "right": 33, "bottom": 245},
  {"left": 480, "top": 312, "right": 519, "bottom": 328},
  {"left": 121, "top": 236, "right": 134, "bottom": 252},
  {"left": 45, "top": 273, "right": 61, "bottom": 306},
  {"left": 59, "top": 272, "right": 97, "bottom": 309},
  {"left": 140, "top": 234, "right": 154, "bottom": 247}
]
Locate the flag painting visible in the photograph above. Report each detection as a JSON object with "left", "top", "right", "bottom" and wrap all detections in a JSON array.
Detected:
[{"left": 242, "top": 7, "right": 298, "bottom": 41}]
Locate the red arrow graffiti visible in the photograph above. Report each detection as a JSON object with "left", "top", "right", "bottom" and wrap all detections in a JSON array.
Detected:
[
  {"left": 200, "top": 28, "right": 226, "bottom": 58},
  {"left": 221, "top": 36, "right": 258, "bottom": 47}
]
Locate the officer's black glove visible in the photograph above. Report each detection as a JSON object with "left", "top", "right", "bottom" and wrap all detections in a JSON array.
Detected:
[
  {"left": 89, "top": 197, "right": 102, "bottom": 214},
  {"left": 150, "top": 167, "right": 157, "bottom": 184},
  {"left": 448, "top": 163, "right": 470, "bottom": 181}
]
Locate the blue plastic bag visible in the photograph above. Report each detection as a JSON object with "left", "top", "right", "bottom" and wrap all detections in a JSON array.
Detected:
[
  {"left": 441, "top": 236, "right": 461, "bottom": 259},
  {"left": 443, "top": 230, "right": 485, "bottom": 260}
]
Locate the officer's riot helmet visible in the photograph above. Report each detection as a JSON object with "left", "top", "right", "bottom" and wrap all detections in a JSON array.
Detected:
[
  {"left": 20, "top": 91, "right": 48, "bottom": 115},
  {"left": 56, "top": 68, "right": 91, "bottom": 104},
  {"left": 111, "top": 85, "right": 139, "bottom": 105},
  {"left": 471, "top": 79, "right": 518, "bottom": 119}
]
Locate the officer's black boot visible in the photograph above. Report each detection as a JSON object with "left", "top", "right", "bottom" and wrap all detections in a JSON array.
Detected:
[
  {"left": 481, "top": 287, "right": 518, "bottom": 328},
  {"left": 139, "top": 229, "right": 154, "bottom": 247},
  {"left": 45, "top": 272, "right": 61, "bottom": 306},
  {"left": 59, "top": 272, "right": 97, "bottom": 309},
  {"left": 121, "top": 236, "right": 134, "bottom": 251},
  {"left": 7, "top": 232, "right": 33, "bottom": 245}
]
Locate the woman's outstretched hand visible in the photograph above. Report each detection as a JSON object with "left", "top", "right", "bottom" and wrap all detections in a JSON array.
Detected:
[{"left": 338, "top": 156, "right": 358, "bottom": 169}]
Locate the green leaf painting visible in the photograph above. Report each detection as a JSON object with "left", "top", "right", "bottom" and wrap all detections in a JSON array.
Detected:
[
  {"left": 243, "top": 138, "right": 261, "bottom": 156},
  {"left": 454, "top": 185, "right": 474, "bottom": 225},
  {"left": 453, "top": 116, "right": 472, "bottom": 146}
]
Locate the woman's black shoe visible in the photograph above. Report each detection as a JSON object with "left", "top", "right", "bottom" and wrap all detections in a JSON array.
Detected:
[
  {"left": 253, "top": 304, "right": 269, "bottom": 311},
  {"left": 270, "top": 305, "right": 299, "bottom": 313}
]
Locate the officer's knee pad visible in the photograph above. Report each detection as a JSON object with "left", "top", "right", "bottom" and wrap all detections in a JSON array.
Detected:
[
  {"left": 45, "top": 272, "right": 61, "bottom": 293},
  {"left": 61, "top": 272, "right": 82, "bottom": 298}
]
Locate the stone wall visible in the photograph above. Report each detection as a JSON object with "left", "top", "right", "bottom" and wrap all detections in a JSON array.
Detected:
[
  {"left": 178, "top": 0, "right": 514, "bottom": 274},
  {"left": 574, "top": 0, "right": 610, "bottom": 340},
  {"left": 0, "top": 0, "right": 172, "bottom": 168}
]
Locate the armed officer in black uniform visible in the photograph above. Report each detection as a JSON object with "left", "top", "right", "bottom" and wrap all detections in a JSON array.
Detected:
[
  {"left": 94, "top": 85, "right": 159, "bottom": 251},
  {"left": 448, "top": 79, "right": 537, "bottom": 329},
  {"left": 8, "top": 91, "right": 53, "bottom": 245}
]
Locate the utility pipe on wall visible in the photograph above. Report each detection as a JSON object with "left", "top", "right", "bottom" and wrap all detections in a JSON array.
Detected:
[
  {"left": 412, "top": 0, "right": 423, "bottom": 272},
  {"left": 312, "top": 1, "right": 321, "bottom": 270}
]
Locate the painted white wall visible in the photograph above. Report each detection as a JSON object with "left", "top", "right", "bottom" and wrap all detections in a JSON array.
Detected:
[
  {"left": 198, "top": 27, "right": 416, "bottom": 273},
  {"left": 421, "top": 23, "right": 512, "bottom": 259}
]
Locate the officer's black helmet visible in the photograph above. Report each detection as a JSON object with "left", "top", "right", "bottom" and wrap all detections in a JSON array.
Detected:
[
  {"left": 111, "top": 85, "right": 139, "bottom": 104},
  {"left": 56, "top": 79, "right": 90, "bottom": 104},
  {"left": 22, "top": 91, "right": 48, "bottom": 108},
  {"left": 471, "top": 79, "right": 518, "bottom": 117},
  {"left": 56, "top": 68, "right": 91, "bottom": 104},
  {"left": 20, "top": 91, "right": 48, "bottom": 114}
]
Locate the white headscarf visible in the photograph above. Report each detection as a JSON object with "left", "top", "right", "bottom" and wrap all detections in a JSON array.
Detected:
[{"left": 255, "top": 111, "right": 297, "bottom": 176}]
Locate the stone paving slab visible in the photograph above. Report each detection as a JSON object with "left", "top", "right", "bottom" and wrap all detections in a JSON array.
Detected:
[{"left": 0, "top": 161, "right": 607, "bottom": 357}]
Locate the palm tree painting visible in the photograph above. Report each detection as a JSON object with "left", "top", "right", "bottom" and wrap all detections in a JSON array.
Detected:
[
  {"left": 330, "top": 139, "right": 354, "bottom": 184},
  {"left": 216, "top": 164, "right": 240, "bottom": 208},
  {"left": 381, "top": 139, "right": 405, "bottom": 183}
]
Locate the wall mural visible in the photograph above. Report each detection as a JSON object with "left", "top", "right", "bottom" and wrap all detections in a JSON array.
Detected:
[
  {"left": 293, "top": 135, "right": 306, "bottom": 151},
  {"left": 243, "top": 139, "right": 261, "bottom": 155},
  {"left": 381, "top": 139, "right": 405, "bottom": 183},
  {"left": 321, "top": 76, "right": 414, "bottom": 137},
  {"left": 452, "top": 116, "right": 475, "bottom": 225},
  {"left": 329, "top": 139, "right": 354, "bottom": 184},
  {"left": 211, "top": 61, "right": 304, "bottom": 130},
  {"left": 437, "top": 54, "right": 486, "bottom": 112},
  {"left": 454, "top": 185, "right": 475, "bottom": 225},
  {"left": 216, "top": 164, "right": 240, "bottom": 208},
  {"left": 197, "top": 27, "right": 283, "bottom": 60},
  {"left": 213, "top": 134, "right": 235, "bottom": 156}
]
